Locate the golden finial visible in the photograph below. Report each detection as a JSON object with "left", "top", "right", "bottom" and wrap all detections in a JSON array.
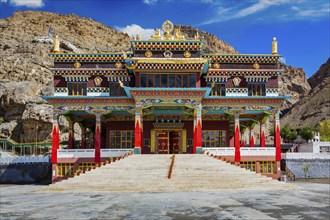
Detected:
[
  {"left": 272, "top": 37, "right": 278, "bottom": 55},
  {"left": 136, "top": 33, "right": 141, "bottom": 40},
  {"left": 54, "top": 34, "right": 60, "bottom": 53}
]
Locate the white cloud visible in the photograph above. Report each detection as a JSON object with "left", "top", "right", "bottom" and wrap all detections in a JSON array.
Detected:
[
  {"left": 116, "top": 24, "right": 155, "bottom": 40},
  {"left": 3, "top": 0, "right": 44, "bottom": 8},
  {"left": 200, "top": 0, "right": 329, "bottom": 25},
  {"left": 293, "top": 3, "right": 330, "bottom": 17},
  {"left": 143, "top": 0, "right": 157, "bottom": 5}
]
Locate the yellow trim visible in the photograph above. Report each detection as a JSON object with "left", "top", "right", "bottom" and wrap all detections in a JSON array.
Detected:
[
  {"left": 182, "top": 129, "right": 187, "bottom": 153},
  {"left": 150, "top": 129, "right": 156, "bottom": 153}
]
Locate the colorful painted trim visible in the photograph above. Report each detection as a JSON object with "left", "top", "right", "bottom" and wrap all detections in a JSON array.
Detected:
[
  {"left": 54, "top": 87, "right": 68, "bottom": 93},
  {"left": 205, "top": 76, "right": 229, "bottom": 83},
  {"left": 50, "top": 53, "right": 133, "bottom": 62},
  {"left": 131, "top": 40, "right": 203, "bottom": 51},
  {"left": 202, "top": 54, "right": 280, "bottom": 63},
  {"left": 64, "top": 76, "right": 90, "bottom": 82},
  {"left": 87, "top": 87, "right": 110, "bottom": 93},
  {"left": 51, "top": 69, "right": 127, "bottom": 75},
  {"left": 203, "top": 97, "right": 287, "bottom": 105},
  {"left": 245, "top": 76, "right": 270, "bottom": 83},
  {"left": 207, "top": 69, "right": 282, "bottom": 76},
  {"left": 226, "top": 88, "right": 248, "bottom": 93}
]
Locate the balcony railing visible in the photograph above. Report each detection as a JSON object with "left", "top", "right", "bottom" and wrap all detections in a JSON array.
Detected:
[
  {"left": 57, "top": 149, "right": 134, "bottom": 159},
  {"left": 203, "top": 147, "right": 275, "bottom": 156}
]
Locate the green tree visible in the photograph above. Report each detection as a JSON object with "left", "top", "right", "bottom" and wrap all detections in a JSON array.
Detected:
[
  {"left": 300, "top": 125, "right": 314, "bottom": 142},
  {"left": 281, "top": 124, "right": 292, "bottom": 142},
  {"left": 288, "top": 130, "right": 298, "bottom": 142},
  {"left": 319, "top": 119, "right": 330, "bottom": 141}
]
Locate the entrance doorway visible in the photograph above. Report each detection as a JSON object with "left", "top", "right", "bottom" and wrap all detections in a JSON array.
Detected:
[{"left": 156, "top": 130, "right": 181, "bottom": 154}]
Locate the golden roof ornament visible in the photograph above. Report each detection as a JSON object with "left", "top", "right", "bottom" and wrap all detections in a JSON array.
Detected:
[
  {"left": 54, "top": 34, "right": 60, "bottom": 53},
  {"left": 162, "top": 20, "right": 174, "bottom": 40},
  {"left": 253, "top": 63, "right": 260, "bottom": 69},
  {"left": 213, "top": 62, "right": 220, "bottom": 69},
  {"left": 194, "top": 30, "right": 200, "bottom": 40},
  {"left": 136, "top": 33, "right": 142, "bottom": 40},
  {"left": 272, "top": 37, "right": 278, "bottom": 55},
  {"left": 145, "top": 50, "right": 152, "bottom": 58},
  {"left": 74, "top": 61, "right": 81, "bottom": 69},
  {"left": 151, "top": 28, "right": 162, "bottom": 40},
  {"left": 183, "top": 51, "right": 191, "bottom": 58},
  {"left": 174, "top": 28, "right": 185, "bottom": 40}
]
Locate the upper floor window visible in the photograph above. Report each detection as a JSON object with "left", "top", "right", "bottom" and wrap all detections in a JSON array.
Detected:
[
  {"left": 140, "top": 74, "right": 196, "bottom": 88},
  {"left": 68, "top": 83, "right": 87, "bottom": 96},
  {"left": 209, "top": 83, "right": 226, "bottom": 96},
  {"left": 110, "top": 82, "right": 126, "bottom": 96},
  {"left": 248, "top": 84, "right": 265, "bottom": 96}
]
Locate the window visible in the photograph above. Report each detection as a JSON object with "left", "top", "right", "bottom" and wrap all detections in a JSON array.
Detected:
[
  {"left": 248, "top": 84, "right": 265, "bottom": 96},
  {"left": 57, "top": 163, "right": 74, "bottom": 177},
  {"left": 209, "top": 83, "right": 226, "bottom": 96},
  {"left": 110, "top": 82, "right": 126, "bottom": 96},
  {"left": 202, "top": 130, "right": 226, "bottom": 147},
  {"left": 68, "top": 83, "right": 87, "bottom": 96},
  {"left": 259, "top": 161, "right": 276, "bottom": 174},
  {"left": 110, "top": 130, "right": 134, "bottom": 148},
  {"left": 78, "top": 163, "right": 95, "bottom": 172},
  {"left": 240, "top": 161, "right": 256, "bottom": 172},
  {"left": 140, "top": 74, "right": 196, "bottom": 88}
]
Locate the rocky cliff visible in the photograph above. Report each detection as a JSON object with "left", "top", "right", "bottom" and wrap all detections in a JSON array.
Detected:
[
  {"left": 281, "top": 58, "right": 330, "bottom": 128},
  {"left": 0, "top": 10, "right": 324, "bottom": 143}
]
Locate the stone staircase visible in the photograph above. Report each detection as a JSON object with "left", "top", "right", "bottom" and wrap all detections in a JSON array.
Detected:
[{"left": 41, "top": 154, "right": 295, "bottom": 193}]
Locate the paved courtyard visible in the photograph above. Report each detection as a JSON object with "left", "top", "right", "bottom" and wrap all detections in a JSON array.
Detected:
[{"left": 0, "top": 182, "right": 329, "bottom": 220}]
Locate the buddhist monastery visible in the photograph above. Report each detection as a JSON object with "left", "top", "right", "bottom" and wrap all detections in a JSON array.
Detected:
[{"left": 45, "top": 20, "right": 287, "bottom": 182}]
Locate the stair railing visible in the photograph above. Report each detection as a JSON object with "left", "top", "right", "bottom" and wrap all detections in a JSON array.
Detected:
[
  {"left": 168, "top": 154, "right": 175, "bottom": 179},
  {"left": 285, "top": 167, "right": 296, "bottom": 181}
]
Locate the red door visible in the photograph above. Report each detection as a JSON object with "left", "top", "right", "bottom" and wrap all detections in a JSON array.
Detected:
[
  {"left": 157, "top": 132, "right": 169, "bottom": 154},
  {"left": 170, "top": 132, "right": 180, "bottom": 154}
]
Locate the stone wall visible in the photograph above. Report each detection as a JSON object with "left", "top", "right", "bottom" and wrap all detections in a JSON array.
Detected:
[
  {"left": 0, "top": 163, "right": 51, "bottom": 184},
  {"left": 283, "top": 159, "right": 330, "bottom": 179}
]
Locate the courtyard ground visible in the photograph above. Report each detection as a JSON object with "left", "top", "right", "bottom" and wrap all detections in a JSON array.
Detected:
[{"left": 0, "top": 181, "right": 329, "bottom": 220}]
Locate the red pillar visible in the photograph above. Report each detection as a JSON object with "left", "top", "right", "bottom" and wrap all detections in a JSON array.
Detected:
[
  {"left": 234, "top": 113, "right": 241, "bottom": 162},
  {"left": 193, "top": 105, "right": 202, "bottom": 154},
  {"left": 51, "top": 115, "right": 60, "bottom": 163},
  {"left": 249, "top": 129, "right": 255, "bottom": 147},
  {"left": 94, "top": 114, "right": 101, "bottom": 163},
  {"left": 274, "top": 112, "right": 281, "bottom": 161},
  {"left": 193, "top": 117, "right": 197, "bottom": 154},
  {"left": 68, "top": 121, "right": 74, "bottom": 149},
  {"left": 260, "top": 123, "right": 266, "bottom": 147},
  {"left": 134, "top": 108, "right": 142, "bottom": 154}
]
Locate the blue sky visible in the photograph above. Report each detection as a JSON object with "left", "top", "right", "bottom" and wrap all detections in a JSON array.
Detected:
[{"left": 0, "top": 0, "right": 329, "bottom": 78}]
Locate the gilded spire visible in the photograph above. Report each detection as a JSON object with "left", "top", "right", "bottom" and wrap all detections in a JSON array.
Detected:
[
  {"left": 54, "top": 34, "right": 60, "bottom": 53},
  {"left": 272, "top": 37, "right": 278, "bottom": 55}
]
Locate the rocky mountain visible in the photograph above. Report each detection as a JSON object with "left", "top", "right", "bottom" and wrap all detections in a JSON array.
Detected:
[
  {"left": 0, "top": 10, "right": 322, "bottom": 143},
  {"left": 281, "top": 58, "right": 330, "bottom": 128},
  {"left": 175, "top": 24, "right": 238, "bottom": 54}
]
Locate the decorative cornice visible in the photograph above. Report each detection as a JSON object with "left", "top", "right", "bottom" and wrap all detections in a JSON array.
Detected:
[
  {"left": 202, "top": 54, "right": 281, "bottom": 63},
  {"left": 207, "top": 69, "right": 282, "bottom": 76},
  {"left": 51, "top": 69, "right": 127, "bottom": 75}
]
